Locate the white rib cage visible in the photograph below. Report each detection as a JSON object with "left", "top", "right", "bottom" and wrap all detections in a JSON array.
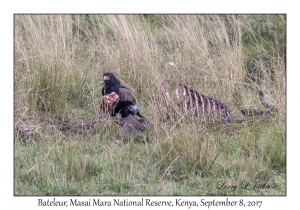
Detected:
[{"left": 156, "top": 80, "right": 231, "bottom": 121}]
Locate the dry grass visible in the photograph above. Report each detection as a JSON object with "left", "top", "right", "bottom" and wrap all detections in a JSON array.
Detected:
[{"left": 14, "top": 14, "right": 286, "bottom": 195}]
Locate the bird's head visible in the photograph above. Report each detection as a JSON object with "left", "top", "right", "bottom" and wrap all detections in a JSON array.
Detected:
[{"left": 103, "top": 72, "right": 120, "bottom": 85}]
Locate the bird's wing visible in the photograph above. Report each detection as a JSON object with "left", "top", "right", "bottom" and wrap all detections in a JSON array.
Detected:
[
  {"left": 118, "top": 86, "right": 141, "bottom": 116},
  {"left": 118, "top": 87, "right": 136, "bottom": 105}
]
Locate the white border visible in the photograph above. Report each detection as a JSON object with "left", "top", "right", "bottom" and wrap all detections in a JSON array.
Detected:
[{"left": 2, "top": 0, "right": 298, "bottom": 209}]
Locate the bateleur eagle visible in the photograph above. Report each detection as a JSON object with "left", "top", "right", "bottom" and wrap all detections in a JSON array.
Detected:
[{"left": 102, "top": 72, "right": 144, "bottom": 119}]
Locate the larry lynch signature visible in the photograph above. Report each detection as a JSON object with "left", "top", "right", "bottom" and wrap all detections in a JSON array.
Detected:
[{"left": 207, "top": 181, "right": 277, "bottom": 192}]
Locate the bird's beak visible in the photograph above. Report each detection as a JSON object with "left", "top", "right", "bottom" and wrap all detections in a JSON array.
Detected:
[{"left": 103, "top": 76, "right": 110, "bottom": 81}]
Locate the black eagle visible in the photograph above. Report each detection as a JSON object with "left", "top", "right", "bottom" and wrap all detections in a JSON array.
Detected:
[{"left": 102, "top": 72, "right": 144, "bottom": 119}]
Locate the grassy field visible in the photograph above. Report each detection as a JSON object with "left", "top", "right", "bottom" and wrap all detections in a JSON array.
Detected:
[{"left": 14, "top": 14, "right": 286, "bottom": 195}]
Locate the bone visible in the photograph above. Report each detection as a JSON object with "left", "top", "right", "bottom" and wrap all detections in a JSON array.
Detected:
[
  {"left": 193, "top": 90, "right": 199, "bottom": 117},
  {"left": 206, "top": 97, "right": 211, "bottom": 118},
  {"left": 199, "top": 94, "right": 205, "bottom": 117},
  {"left": 183, "top": 86, "right": 188, "bottom": 112},
  {"left": 160, "top": 81, "right": 170, "bottom": 108},
  {"left": 175, "top": 83, "right": 180, "bottom": 105}
]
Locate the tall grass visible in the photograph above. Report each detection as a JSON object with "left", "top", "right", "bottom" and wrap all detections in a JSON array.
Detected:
[{"left": 14, "top": 14, "right": 286, "bottom": 195}]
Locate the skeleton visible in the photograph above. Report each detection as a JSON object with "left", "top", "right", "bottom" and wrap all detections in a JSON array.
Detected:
[
  {"left": 156, "top": 80, "right": 276, "bottom": 124},
  {"left": 156, "top": 80, "right": 231, "bottom": 122}
]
